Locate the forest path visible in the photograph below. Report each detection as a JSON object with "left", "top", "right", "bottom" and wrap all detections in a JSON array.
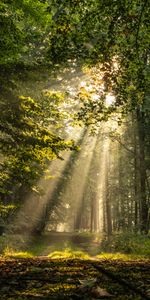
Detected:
[
  {"left": 9, "top": 232, "right": 104, "bottom": 256},
  {"left": 0, "top": 257, "right": 149, "bottom": 299},
  {"left": 33, "top": 232, "right": 103, "bottom": 256}
]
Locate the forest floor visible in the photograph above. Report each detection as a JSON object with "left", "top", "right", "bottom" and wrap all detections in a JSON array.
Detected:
[
  {"left": 0, "top": 233, "right": 150, "bottom": 299},
  {"left": 0, "top": 256, "right": 150, "bottom": 300}
]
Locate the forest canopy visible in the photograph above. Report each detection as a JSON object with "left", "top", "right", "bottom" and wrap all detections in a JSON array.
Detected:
[{"left": 0, "top": 0, "right": 150, "bottom": 235}]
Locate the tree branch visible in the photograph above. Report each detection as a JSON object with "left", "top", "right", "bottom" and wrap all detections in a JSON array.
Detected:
[{"left": 135, "top": 0, "right": 148, "bottom": 57}]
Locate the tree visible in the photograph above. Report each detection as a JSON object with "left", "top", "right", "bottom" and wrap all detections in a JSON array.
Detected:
[
  {"left": 0, "top": 0, "right": 149, "bottom": 234},
  {"left": 0, "top": 93, "right": 75, "bottom": 221},
  {"left": 74, "top": 1, "right": 150, "bottom": 233},
  {"left": 0, "top": 0, "right": 50, "bottom": 67}
]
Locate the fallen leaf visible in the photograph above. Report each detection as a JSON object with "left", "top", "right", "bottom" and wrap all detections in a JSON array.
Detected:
[
  {"left": 91, "top": 286, "right": 113, "bottom": 298},
  {"left": 79, "top": 278, "right": 97, "bottom": 287}
]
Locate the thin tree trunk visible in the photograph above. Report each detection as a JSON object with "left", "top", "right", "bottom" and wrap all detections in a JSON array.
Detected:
[
  {"left": 133, "top": 115, "right": 139, "bottom": 230},
  {"left": 105, "top": 152, "right": 112, "bottom": 236},
  {"left": 137, "top": 109, "right": 149, "bottom": 234}
]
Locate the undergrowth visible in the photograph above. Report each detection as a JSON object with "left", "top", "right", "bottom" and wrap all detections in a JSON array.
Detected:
[
  {"left": 100, "top": 232, "right": 150, "bottom": 257},
  {"left": 96, "top": 252, "right": 149, "bottom": 261},
  {"left": 48, "top": 248, "right": 90, "bottom": 259},
  {"left": 0, "top": 232, "right": 150, "bottom": 259},
  {"left": 3, "top": 247, "right": 33, "bottom": 258}
]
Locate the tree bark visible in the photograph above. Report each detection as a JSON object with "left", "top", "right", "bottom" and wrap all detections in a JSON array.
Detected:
[
  {"left": 105, "top": 152, "right": 112, "bottom": 236},
  {"left": 137, "top": 109, "right": 149, "bottom": 234}
]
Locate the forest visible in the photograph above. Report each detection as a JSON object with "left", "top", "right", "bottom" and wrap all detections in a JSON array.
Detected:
[{"left": 0, "top": 0, "right": 150, "bottom": 299}]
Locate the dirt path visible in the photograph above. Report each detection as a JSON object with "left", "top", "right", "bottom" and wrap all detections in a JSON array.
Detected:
[
  {"left": 3, "top": 232, "right": 103, "bottom": 256},
  {"left": 0, "top": 257, "right": 149, "bottom": 299}
]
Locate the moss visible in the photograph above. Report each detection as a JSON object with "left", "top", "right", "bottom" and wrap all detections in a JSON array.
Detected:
[
  {"left": 3, "top": 247, "right": 33, "bottom": 258},
  {"left": 96, "top": 252, "right": 150, "bottom": 261},
  {"left": 48, "top": 248, "right": 90, "bottom": 259}
]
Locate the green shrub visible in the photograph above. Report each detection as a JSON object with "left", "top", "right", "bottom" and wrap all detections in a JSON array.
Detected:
[{"left": 100, "top": 233, "right": 150, "bottom": 257}]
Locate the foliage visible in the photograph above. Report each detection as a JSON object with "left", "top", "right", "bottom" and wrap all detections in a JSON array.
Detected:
[
  {"left": 0, "top": 0, "right": 149, "bottom": 233},
  {"left": 0, "top": 0, "right": 50, "bottom": 67},
  {"left": 0, "top": 204, "right": 17, "bottom": 222},
  {"left": 100, "top": 233, "right": 150, "bottom": 257},
  {"left": 0, "top": 92, "right": 76, "bottom": 213}
]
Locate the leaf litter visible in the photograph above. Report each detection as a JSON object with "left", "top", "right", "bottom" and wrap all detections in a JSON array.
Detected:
[{"left": 0, "top": 257, "right": 149, "bottom": 299}]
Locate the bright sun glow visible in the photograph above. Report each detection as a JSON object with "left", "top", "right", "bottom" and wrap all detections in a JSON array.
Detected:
[{"left": 105, "top": 94, "right": 115, "bottom": 106}]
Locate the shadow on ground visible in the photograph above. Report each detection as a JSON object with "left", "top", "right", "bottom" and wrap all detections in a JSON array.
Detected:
[{"left": 0, "top": 257, "right": 150, "bottom": 300}]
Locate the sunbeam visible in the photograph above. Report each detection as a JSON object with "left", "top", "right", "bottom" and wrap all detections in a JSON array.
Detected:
[
  {"left": 97, "top": 137, "right": 110, "bottom": 233},
  {"left": 60, "top": 131, "right": 98, "bottom": 232},
  {"left": 105, "top": 94, "right": 115, "bottom": 106},
  {"left": 4, "top": 62, "right": 128, "bottom": 257},
  {"left": 12, "top": 128, "right": 85, "bottom": 234}
]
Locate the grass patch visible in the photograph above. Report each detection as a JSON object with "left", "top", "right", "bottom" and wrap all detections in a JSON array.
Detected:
[
  {"left": 3, "top": 247, "right": 33, "bottom": 258},
  {"left": 96, "top": 252, "right": 149, "bottom": 261},
  {"left": 48, "top": 248, "right": 90, "bottom": 259}
]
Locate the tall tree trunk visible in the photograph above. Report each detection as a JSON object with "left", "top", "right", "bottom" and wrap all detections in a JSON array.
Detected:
[
  {"left": 137, "top": 109, "right": 149, "bottom": 234},
  {"left": 105, "top": 152, "right": 112, "bottom": 236},
  {"left": 133, "top": 115, "right": 139, "bottom": 230},
  {"left": 90, "top": 198, "right": 94, "bottom": 232},
  {"left": 103, "top": 200, "right": 106, "bottom": 233}
]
